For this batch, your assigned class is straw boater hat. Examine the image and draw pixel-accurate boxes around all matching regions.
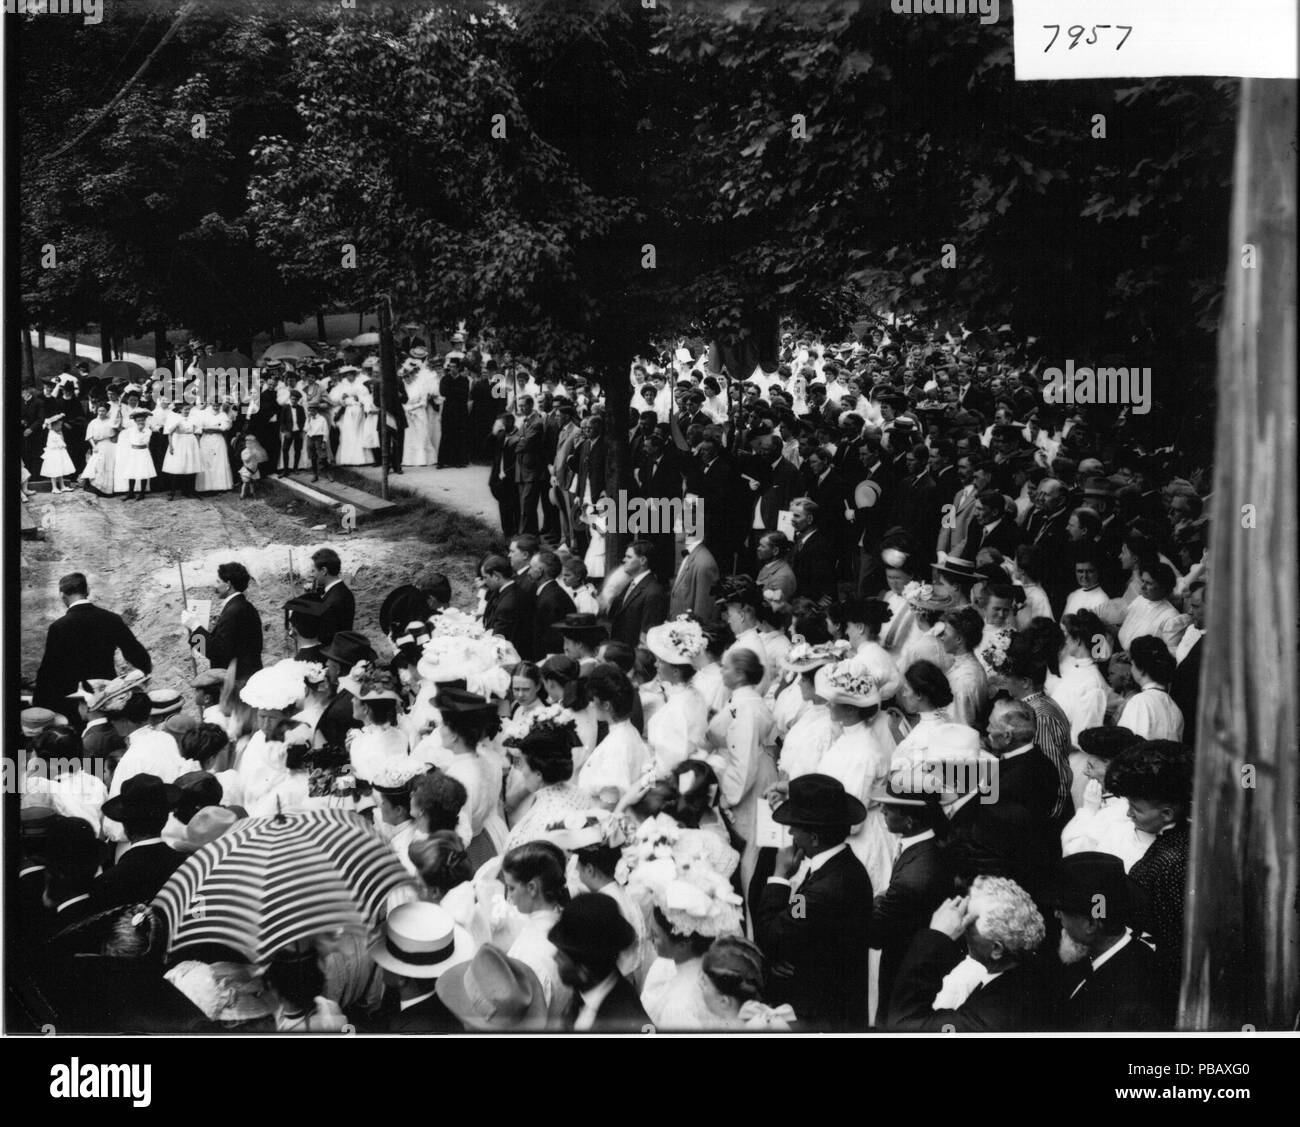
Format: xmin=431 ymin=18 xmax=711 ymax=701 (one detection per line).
xmin=370 ymin=902 xmax=476 ymax=980
xmin=553 ymin=612 xmax=608 ymax=643
xmin=931 ymin=556 xmax=979 ymax=585
xmin=86 ymin=669 xmax=150 ymax=714
xmin=68 ymin=678 xmax=113 ymax=711
xmin=148 ymin=689 xmax=184 ymax=720
xmin=20 ymin=707 xmax=68 ymax=737
xmin=645 ymin=618 xmax=708 ymax=666
xmin=903 ymin=581 xmax=956 ymax=614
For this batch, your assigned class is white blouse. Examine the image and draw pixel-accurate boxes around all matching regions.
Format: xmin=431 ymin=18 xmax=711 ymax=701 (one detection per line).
xmin=577 ymin=719 xmax=650 ymax=805
xmin=1117 ymin=685 xmax=1184 ymax=742
xmin=646 ymin=682 xmax=708 ymax=772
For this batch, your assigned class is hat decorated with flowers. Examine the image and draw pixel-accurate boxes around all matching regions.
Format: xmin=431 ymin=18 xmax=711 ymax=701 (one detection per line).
xmin=781 ymin=638 xmax=853 ymax=674
xmin=543 ymin=810 xmax=631 ymax=853
xmin=368 ymin=756 xmax=430 ymax=796
xmin=340 ymin=662 xmax=403 ymax=703
xmin=902 ymin=580 xmax=956 ymax=614
xmin=625 ymin=849 xmax=744 ymax=940
xmin=813 ymin=657 xmax=881 ymax=709
xmin=977 ymin=628 xmax=1015 ymax=675
xmin=645 ymin=616 xmax=707 ymax=665
xmin=239 ymin=659 xmax=316 ymax=712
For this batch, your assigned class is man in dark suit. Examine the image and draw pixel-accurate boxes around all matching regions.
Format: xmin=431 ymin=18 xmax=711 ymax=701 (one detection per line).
xmin=508 ymin=534 xmax=540 ymax=598
xmin=531 ymin=550 xmax=576 ymax=658
xmin=986 ymin=699 xmax=1060 ymax=830
xmin=550 ymin=894 xmax=649 ymax=1031
xmin=317 ymin=631 xmax=375 ymax=748
xmin=513 ymin=396 xmax=546 ymax=535
xmin=33 ymin=815 xmax=102 ymax=949
xmin=20 ymin=383 xmax=46 ymax=473
xmin=311 ymin=547 xmax=354 ymax=645
xmin=188 ymin=561 xmax=263 ymax=681
xmin=1170 ymin=582 xmax=1204 ymax=747
xmin=568 ymin=415 xmax=607 ymax=512
xmin=34 ymin=572 xmax=152 ymax=717
xmin=538 ymin=393 xmax=564 ymax=539
xmin=755 ymin=775 xmax=873 ymax=1031
xmin=634 ymin=434 xmax=684 ymax=582
xmin=1023 ymin=478 xmax=1074 ymax=613
xmin=872 ymin=784 xmax=954 ymax=1025
xmin=481 ymin=554 xmax=536 ymax=660
xmin=1049 ymin=853 xmax=1163 ymax=1031
xmin=788 ymin=498 xmax=838 ymax=603
xmin=885 ymin=874 xmax=1052 ymax=1031
xmin=895 ymin=443 xmax=943 ymax=558
xmin=960 ymin=489 xmax=1021 ymax=561
xmin=606 ymin=539 xmax=668 ymax=647
xmin=489 ymin=413 xmax=521 ymax=537
xmin=276 ymin=391 xmax=307 ymax=475
xmin=86 ymin=775 xmax=186 ymax=914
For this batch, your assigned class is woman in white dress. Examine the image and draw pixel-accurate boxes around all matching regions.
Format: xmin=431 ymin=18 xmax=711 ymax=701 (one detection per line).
xmin=644 ymin=622 xmax=709 ymax=773
xmin=813 ymin=659 xmax=895 ymax=894
xmin=704 ymin=648 xmax=777 ymax=905
xmin=1060 ymin=726 xmax=1155 ymax=872
xmin=400 ymin=363 xmax=435 ymax=466
xmin=879 ymin=546 xmax=922 ymax=658
xmin=434 ymin=690 xmax=509 ymax=872
xmin=162 ymin=402 xmax=204 ymax=499
xmin=502 ymin=721 xmax=591 ymax=853
xmin=845 ymin=599 xmax=903 ymax=702
xmin=539 ymin=657 xmax=598 ymax=768
xmin=935 ymin=607 xmax=989 ymax=729
xmin=329 ymin=369 xmax=371 ymax=466
xmin=578 ymin=666 xmax=650 ymax=808
xmin=116 ymin=409 xmax=157 ymax=499
xmin=1050 ymin=609 xmax=1110 ymax=744
xmin=80 ymin=404 xmax=118 ymax=494
xmin=195 ymin=401 xmax=234 ymax=492
xmin=773 ymin=643 xmax=845 ymax=786
xmin=891 ymin=659 xmax=957 ymax=767
xmin=497 ymin=840 xmax=573 ymax=1024
xmin=899 ymin=587 xmax=954 ymax=675
xmin=40 ymin=416 xmax=76 ymax=492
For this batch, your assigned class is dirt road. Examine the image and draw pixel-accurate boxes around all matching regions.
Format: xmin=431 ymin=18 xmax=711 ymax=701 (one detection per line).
xmin=19 ymin=488 xmax=484 ymax=692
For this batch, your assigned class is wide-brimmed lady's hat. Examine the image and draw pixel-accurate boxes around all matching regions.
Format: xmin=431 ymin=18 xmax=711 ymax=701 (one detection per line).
xmin=435 ymin=685 xmax=497 ymax=717
xmin=902 ymin=581 xmax=956 ymax=614
xmin=772 ymin=773 xmax=867 ymax=828
xmin=369 ymin=902 xmax=476 ymax=980
xmin=436 ymin=944 xmax=548 ymax=1031
xmin=645 ymin=619 xmax=707 ymax=666
xmin=172 ymin=805 xmax=242 ymax=853
xmin=339 ymin=662 xmax=402 ymax=703
xmin=813 ymin=659 xmax=881 ymax=709
xmin=782 ymin=639 xmax=853 ymax=675
xmin=379 ymin=585 xmax=432 ymax=638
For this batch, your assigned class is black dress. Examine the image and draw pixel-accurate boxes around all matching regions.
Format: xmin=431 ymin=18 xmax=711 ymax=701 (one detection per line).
xmin=437 ymin=372 xmax=470 ymax=467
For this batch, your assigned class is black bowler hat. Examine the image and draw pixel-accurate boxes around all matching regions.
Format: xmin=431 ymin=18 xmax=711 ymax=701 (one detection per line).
xmin=548 ymin=893 xmax=635 ymax=967
xmin=379 ymin=585 xmax=432 ymax=637
xmin=772 ymin=773 xmax=867 ymax=828
xmin=102 ymin=774 xmax=181 ymax=824
xmin=319 ymin=630 xmax=376 ymax=667
xmin=553 ymin=613 xmax=607 ymax=640
xmin=1045 ymin=852 xmax=1134 ymax=922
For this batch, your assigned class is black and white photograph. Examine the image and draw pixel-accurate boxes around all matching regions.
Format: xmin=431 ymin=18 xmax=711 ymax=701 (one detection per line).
xmin=4 ymin=0 xmax=1296 ymax=1069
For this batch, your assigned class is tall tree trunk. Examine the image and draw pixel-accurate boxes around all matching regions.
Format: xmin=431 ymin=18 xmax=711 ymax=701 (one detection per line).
xmin=21 ymin=322 xmax=36 ymax=382
xmin=101 ymin=325 xmax=112 ymax=363
xmin=316 ymin=310 xmax=327 ymax=342
xmin=1181 ymin=78 xmax=1297 ymax=1031
xmin=154 ymin=323 xmax=169 ymax=370
xmin=68 ymin=328 xmax=77 ymax=364
xmin=37 ymin=328 xmax=45 ymax=350
xmin=594 ymin=330 xmax=633 ymax=575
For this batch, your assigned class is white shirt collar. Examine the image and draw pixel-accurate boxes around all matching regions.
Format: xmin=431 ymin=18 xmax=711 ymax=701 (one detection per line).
xmin=66 ymin=597 xmax=92 ymax=608
xmin=806 ymin=842 xmax=847 ymax=873
xmin=83 ymin=717 xmax=107 ymax=731
xmin=1000 ymin=743 xmax=1034 ymax=761
xmin=123 ymin=836 xmax=165 ymax=855
xmin=323 ymin=577 xmax=343 ymax=593
xmin=576 ymin=972 xmax=621 ymax=1029
xmin=628 ymin=569 xmax=649 ymax=589
xmin=1090 ymin=928 xmax=1133 ymax=973
xmin=399 ymin=988 xmax=439 ymax=1011
xmin=56 ymin=893 xmax=91 ymax=914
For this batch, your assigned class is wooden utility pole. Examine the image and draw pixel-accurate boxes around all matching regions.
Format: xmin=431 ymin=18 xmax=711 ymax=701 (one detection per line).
xmin=1181 ymin=78 xmax=1298 ymax=1031
xmin=100 ymin=325 xmax=111 ymax=363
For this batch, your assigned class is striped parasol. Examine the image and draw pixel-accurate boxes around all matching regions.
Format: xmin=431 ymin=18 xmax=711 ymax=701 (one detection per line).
xmin=153 ymin=809 xmax=411 ymax=964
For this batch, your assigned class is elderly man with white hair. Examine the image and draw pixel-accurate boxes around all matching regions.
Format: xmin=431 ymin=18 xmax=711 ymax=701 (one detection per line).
xmin=885 ymin=875 xmax=1052 ymax=1031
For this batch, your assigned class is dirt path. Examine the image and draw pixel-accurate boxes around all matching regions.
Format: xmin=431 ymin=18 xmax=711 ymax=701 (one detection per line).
xmin=19 ymin=487 xmax=484 ymax=692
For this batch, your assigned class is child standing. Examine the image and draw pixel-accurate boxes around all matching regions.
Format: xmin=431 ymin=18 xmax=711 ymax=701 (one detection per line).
xmin=239 ymin=433 xmax=269 ymax=499
xmin=162 ymin=401 xmax=203 ymax=500
xmin=40 ymin=414 xmax=76 ymax=493
xmin=305 ymin=399 xmax=332 ymax=482
xmin=118 ymin=408 xmax=157 ymax=500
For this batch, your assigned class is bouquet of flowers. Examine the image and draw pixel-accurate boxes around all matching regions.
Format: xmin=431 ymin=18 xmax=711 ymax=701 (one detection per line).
xmin=786 ymin=638 xmax=852 ymax=666
xmin=822 ymin=657 xmax=879 ymax=701
xmin=977 ymin=628 xmax=1014 ymax=675
xmin=664 ymin=615 xmax=707 ymax=659
xmin=499 ymin=703 xmax=567 ymax=745
xmin=901 ymin=580 xmax=936 ymax=611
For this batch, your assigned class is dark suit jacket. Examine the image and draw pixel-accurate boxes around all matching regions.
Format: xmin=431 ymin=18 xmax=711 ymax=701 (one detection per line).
xmin=86 ymin=842 xmax=185 ymax=914
xmin=607 ymin=573 xmax=668 ymax=648
xmin=1170 ymin=635 xmax=1202 ymax=747
xmin=277 ymin=403 xmax=306 ymax=433
xmin=514 ymin=413 xmax=546 ymax=482
xmin=757 ymin=456 xmax=802 ymax=529
xmin=485 ymin=582 xmax=536 ymax=659
xmin=886 ymin=930 xmax=1051 ymax=1031
xmin=896 ymin=470 xmax=942 ymax=553
xmin=944 ymin=795 xmax=1054 ymax=902
xmin=871 ymin=836 xmax=953 ymax=1023
xmin=996 ymin=747 xmax=1061 ymax=828
xmin=669 ymin=543 xmax=720 ymax=624
xmin=570 ymin=436 xmax=607 ymax=502
xmin=317 ymin=690 xmax=361 ymax=749
xmin=389 ymin=991 xmax=464 ymax=1033
xmin=790 ymin=528 xmax=838 ymax=602
xmin=960 ymin=516 xmax=1020 ymax=562
xmin=534 ymin=579 xmax=576 ymax=658
xmin=754 ymin=847 xmax=872 ymax=1031
xmin=34 ymin=602 xmax=153 ymax=711
xmin=203 ymin=593 xmax=263 ymax=680
xmin=1062 ymin=934 xmax=1163 ymax=1031
xmin=564 ymin=975 xmax=651 ymax=1032
xmin=318 ymin=582 xmax=355 ymax=645
xmin=490 ymin=429 xmax=517 ymax=495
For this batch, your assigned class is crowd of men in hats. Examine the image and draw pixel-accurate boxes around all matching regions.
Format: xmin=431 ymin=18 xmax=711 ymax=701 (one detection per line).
xmin=13 ymin=320 xmax=1212 ymax=1033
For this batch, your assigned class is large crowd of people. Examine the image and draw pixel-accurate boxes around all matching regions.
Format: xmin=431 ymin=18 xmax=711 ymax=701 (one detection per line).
xmin=15 ymin=323 xmax=1212 ymax=1032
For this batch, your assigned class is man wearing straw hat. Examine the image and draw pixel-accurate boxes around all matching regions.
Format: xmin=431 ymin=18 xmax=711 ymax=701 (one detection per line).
xmin=372 ymin=903 xmax=477 ymax=1032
